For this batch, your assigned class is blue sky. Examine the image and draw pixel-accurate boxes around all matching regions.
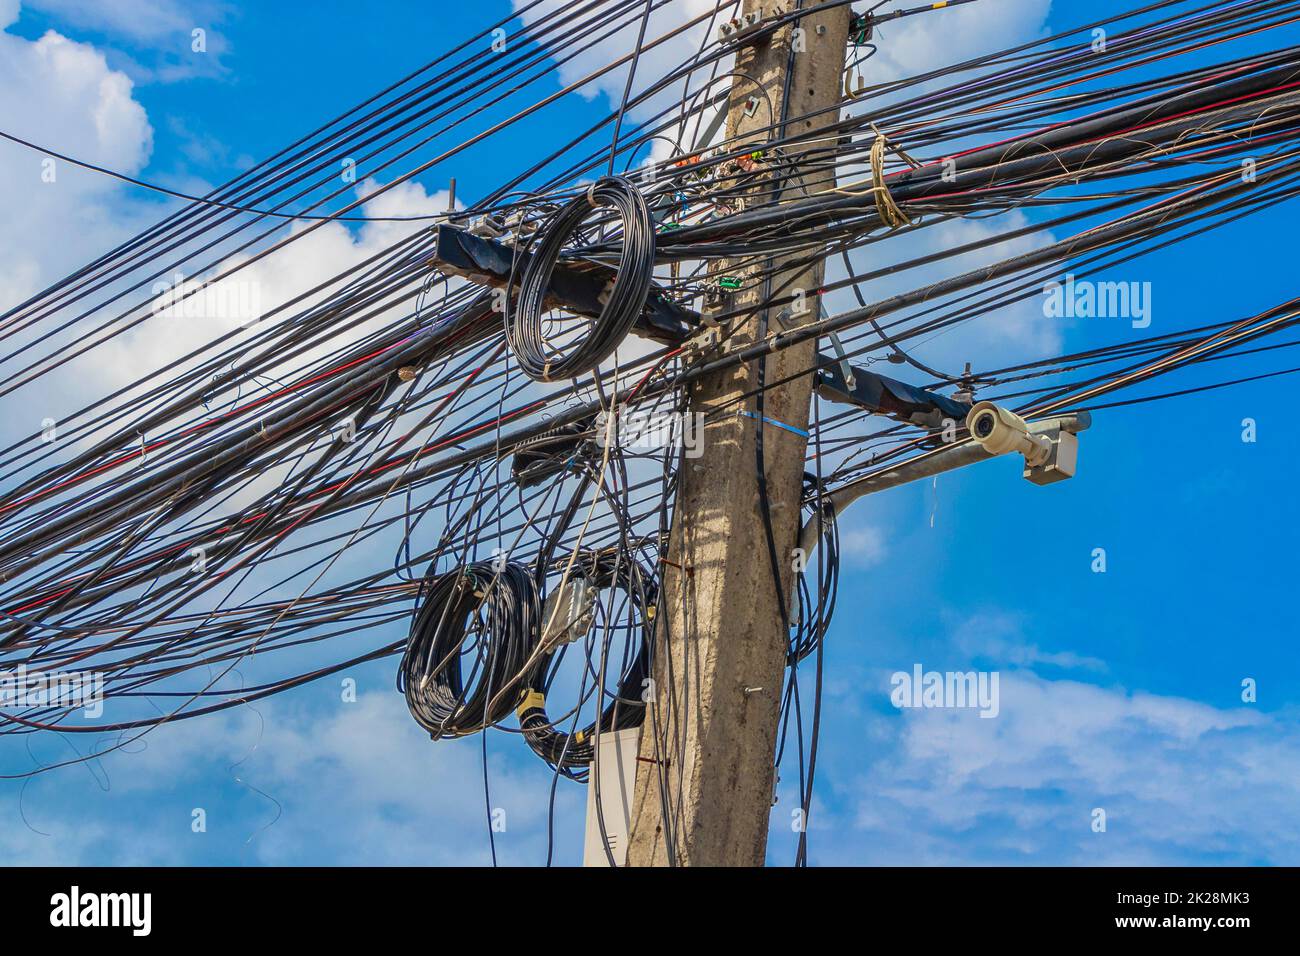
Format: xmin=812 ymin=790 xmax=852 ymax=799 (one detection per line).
xmin=0 ymin=0 xmax=1296 ymax=866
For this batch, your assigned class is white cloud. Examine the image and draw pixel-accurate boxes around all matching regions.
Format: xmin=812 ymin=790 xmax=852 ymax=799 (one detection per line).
xmin=952 ymin=609 xmax=1107 ymax=672
xmin=24 ymin=0 xmax=218 ymax=42
xmin=839 ymin=520 xmax=887 ymax=568
xmin=769 ymin=605 xmax=1298 ymax=866
xmin=513 ymin=0 xmax=732 ymax=123
xmin=819 ymin=671 xmax=1300 ymax=865
xmin=0 ymin=23 xmax=154 ymax=310
xmin=857 ymin=0 xmax=1053 ymax=88
xmin=8 ymin=688 xmax=585 ymax=865
xmin=830 ymin=0 xmax=1060 ymax=375
xmin=20 ymin=0 xmax=234 ymax=81
xmin=825 ymin=208 xmax=1063 ymax=382
xmin=246 ymin=692 xmax=580 ymax=865
xmin=90 ymin=176 xmax=451 ymax=396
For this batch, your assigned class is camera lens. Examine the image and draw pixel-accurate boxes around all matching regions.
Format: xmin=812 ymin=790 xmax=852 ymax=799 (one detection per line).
xmin=974 ymin=412 xmax=996 ymax=438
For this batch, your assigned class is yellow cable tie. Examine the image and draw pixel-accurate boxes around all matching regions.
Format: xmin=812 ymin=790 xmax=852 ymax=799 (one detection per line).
xmin=516 ymin=689 xmax=545 ymax=720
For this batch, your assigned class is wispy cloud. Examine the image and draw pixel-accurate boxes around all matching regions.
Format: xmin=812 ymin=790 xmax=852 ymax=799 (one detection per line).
xmin=804 ymin=670 xmax=1296 ymax=865
xmin=4 ymin=686 xmax=585 ymax=865
xmin=19 ymin=0 xmax=235 ymax=81
xmin=952 ymin=609 xmax=1108 ymax=673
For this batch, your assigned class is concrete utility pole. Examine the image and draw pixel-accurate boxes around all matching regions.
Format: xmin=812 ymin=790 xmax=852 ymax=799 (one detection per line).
xmin=626 ymin=0 xmax=852 ymax=867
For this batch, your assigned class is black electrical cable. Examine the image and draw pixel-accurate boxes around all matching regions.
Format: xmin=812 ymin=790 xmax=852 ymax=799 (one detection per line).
xmin=398 ymin=560 xmax=542 ymax=738
xmin=518 ymin=550 xmax=653 ymax=772
xmin=508 ymin=176 xmax=656 ymax=381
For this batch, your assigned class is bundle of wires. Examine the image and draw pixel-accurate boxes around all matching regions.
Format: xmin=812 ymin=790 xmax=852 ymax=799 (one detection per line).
xmin=518 ymin=549 xmax=654 ymax=775
xmin=508 ymin=175 xmax=656 ymax=381
xmin=398 ymin=560 xmax=541 ymax=739
xmin=7 ymin=1 xmax=1300 ymax=809
xmin=789 ymin=475 xmax=839 ymax=665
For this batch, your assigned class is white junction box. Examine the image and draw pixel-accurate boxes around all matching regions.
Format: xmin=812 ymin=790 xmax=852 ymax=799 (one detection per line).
xmin=582 ymin=727 xmax=641 ymax=867
xmin=1023 ymin=428 xmax=1079 ymax=485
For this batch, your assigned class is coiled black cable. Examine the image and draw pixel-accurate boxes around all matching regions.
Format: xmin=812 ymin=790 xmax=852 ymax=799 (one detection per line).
xmin=507 ymin=176 xmax=655 ymax=382
xmin=398 ymin=560 xmax=542 ymax=739
xmin=518 ymin=550 xmax=654 ymax=774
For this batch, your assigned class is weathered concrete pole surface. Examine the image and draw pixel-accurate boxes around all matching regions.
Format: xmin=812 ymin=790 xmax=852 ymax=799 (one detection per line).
xmin=626 ymin=0 xmax=851 ymax=867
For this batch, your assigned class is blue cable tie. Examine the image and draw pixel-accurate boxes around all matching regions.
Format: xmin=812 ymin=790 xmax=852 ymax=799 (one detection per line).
xmin=737 ymin=409 xmax=810 ymax=438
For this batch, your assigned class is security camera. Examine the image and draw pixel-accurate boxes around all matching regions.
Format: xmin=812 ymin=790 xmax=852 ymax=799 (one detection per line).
xmin=965 ymin=401 xmax=1052 ymax=466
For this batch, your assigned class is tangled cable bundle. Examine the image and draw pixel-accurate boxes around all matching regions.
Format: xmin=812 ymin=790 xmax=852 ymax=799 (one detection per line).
xmin=507 ymin=175 xmax=655 ymax=382
xmin=789 ymin=477 xmax=840 ymax=666
xmin=2 ymin=3 xmax=1298 ymax=858
xmin=399 ymin=560 xmax=542 ymax=739
xmin=517 ymin=550 xmax=655 ymax=775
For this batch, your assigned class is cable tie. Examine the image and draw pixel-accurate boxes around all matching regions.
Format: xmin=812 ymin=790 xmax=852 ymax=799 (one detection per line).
xmin=737 ymin=409 xmax=810 ymax=438
xmin=516 ymin=689 xmax=545 ymax=721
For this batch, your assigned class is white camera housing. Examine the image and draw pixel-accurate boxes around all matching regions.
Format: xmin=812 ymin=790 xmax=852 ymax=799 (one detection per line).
xmin=966 ymin=401 xmax=1052 ymax=465
xmin=794 ymin=408 xmax=1091 ymax=563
